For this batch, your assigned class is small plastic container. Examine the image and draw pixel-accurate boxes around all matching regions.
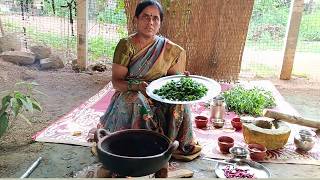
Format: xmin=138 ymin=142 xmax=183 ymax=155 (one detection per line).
xmin=218 ymin=136 xmax=234 ymax=154
xmin=195 ymin=115 xmax=208 ymax=129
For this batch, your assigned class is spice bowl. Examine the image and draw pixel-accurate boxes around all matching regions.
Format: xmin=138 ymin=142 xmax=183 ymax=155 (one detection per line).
xmin=248 ymin=143 xmax=267 ymax=161
xmin=194 ymin=115 xmax=208 ymax=129
xmin=218 ymin=136 xmax=234 ymax=154
xmin=294 ymin=129 xmax=316 ymax=152
xmin=229 ymin=146 xmax=249 ymax=159
xmin=231 ymin=117 xmax=242 ymax=131
xmin=212 ymin=118 xmax=225 ymax=129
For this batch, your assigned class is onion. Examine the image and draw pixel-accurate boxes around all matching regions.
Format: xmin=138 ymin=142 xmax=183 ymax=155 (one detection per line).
xmin=223 ymin=165 xmax=255 ymax=178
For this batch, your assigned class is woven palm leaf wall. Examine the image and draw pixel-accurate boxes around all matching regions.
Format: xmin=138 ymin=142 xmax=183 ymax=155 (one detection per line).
xmin=124 ymin=0 xmax=254 ymax=81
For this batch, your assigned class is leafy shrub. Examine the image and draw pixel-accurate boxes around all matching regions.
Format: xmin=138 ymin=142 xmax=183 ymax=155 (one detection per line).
xmin=0 ymin=82 xmax=43 ymax=138
xmin=222 ymin=86 xmax=276 ymax=116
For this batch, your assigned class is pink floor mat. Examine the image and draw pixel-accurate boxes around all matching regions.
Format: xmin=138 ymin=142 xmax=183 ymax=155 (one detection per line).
xmin=32 ymin=80 xmax=320 ymax=165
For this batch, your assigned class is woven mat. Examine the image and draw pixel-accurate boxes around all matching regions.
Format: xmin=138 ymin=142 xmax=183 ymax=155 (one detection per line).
xmin=32 ymin=80 xmax=320 ymax=165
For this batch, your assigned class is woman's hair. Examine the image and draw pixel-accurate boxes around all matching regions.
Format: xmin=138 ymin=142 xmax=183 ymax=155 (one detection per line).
xmin=135 ymin=0 xmax=164 ymax=22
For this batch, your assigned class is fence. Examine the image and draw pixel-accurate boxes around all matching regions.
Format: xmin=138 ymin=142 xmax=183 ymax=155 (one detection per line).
xmin=0 ymin=0 xmax=319 ymax=80
xmin=0 ymin=0 xmax=128 ymax=64
xmin=241 ymin=0 xmax=320 ymax=80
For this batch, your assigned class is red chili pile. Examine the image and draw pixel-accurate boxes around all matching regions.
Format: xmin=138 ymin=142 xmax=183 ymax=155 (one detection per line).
xmin=223 ymin=165 xmax=255 ymax=178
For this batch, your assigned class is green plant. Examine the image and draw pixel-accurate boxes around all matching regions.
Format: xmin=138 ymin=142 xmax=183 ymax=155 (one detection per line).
xmin=0 ymin=82 xmax=44 ymax=138
xmin=222 ymin=86 xmax=276 ymax=116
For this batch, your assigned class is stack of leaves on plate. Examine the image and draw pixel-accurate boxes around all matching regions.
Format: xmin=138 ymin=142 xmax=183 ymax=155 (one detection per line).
xmin=153 ymin=77 xmax=208 ymax=101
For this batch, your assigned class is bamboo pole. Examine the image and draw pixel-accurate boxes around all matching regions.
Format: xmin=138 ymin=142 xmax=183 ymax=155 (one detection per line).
xmin=280 ymin=0 xmax=304 ymax=80
xmin=76 ymin=0 xmax=88 ymax=70
xmin=263 ymin=109 xmax=320 ymax=129
xmin=0 ymin=17 xmax=4 ymax=36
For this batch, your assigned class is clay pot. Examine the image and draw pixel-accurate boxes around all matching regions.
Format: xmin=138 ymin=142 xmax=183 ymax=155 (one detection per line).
xmin=248 ymin=143 xmax=267 ymax=161
xmin=195 ymin=115 xmax=208 ymax=129
xmin=218 ymin=136 xmax=234 ymax=154
xmin=231 ymin=117 xmax=242 ymax=131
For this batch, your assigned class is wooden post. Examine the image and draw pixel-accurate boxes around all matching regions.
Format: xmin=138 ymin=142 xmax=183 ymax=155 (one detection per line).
xmin=0 ymin=17 xmax=5 ymax=36
xmin=76 ymin=0 xmax=88 ymax=70
xmin=280 ymin=0 xmax=304 ymax=80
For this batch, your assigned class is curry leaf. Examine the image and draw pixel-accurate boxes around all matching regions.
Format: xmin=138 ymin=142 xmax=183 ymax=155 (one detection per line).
xmin=24 ymin=97 xmax=34 ymax=113
xmin=153 ymin=77 xmax=208 ymax=101
xmin=10 ymin=98 xmax=21 ymax=117
xmin=31 ymin=100 xmax=42 ymax=112
xmin=0 ymin=112 xmax=9 ymax=137
xmin=222 ymin=86 xmax=276 ymax=116
xmin=1 ymin=95 xmax=12 ymax=113
xmin=0 ymin=81 xmax=44 ymax=137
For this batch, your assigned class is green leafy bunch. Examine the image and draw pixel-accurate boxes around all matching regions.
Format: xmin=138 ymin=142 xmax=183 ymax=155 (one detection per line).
xmin=222 ymin=86 xmax=276 ymax=116
xmin=153 ymin=77 xmax=208 ymax=101
xmin=0 ymin=82 xmax=44 ymax=138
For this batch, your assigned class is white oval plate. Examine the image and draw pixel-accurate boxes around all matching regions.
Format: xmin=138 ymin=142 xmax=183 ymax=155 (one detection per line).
xmin=146 ymin=75 xmax=221 ymax=104
xmin=215 ymin=159 xmax=271 ymax=178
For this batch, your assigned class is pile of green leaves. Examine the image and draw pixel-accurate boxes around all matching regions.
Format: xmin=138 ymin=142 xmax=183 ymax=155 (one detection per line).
xmin=0 ymin=82 xmax=43 ymax=138
xmin=222 ymin=86 xmax=276 ymax=116
xmin=153 ymin=77 xmax=208 ymax=101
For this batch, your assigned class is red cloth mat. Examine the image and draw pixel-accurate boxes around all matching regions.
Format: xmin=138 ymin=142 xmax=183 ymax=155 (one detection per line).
xmin=32 ymin=80 xmax=320 ymax=165
xmin=192 ymin=81 xmax=320 ymax=165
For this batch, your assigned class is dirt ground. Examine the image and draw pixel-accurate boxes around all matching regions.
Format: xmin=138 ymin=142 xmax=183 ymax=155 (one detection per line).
xmin=0 ymin=60 xmax=319 ymax=178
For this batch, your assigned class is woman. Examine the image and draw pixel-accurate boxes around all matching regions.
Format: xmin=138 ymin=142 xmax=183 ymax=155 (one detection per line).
xmin=99 ymin=0 xmax=201 ymax=161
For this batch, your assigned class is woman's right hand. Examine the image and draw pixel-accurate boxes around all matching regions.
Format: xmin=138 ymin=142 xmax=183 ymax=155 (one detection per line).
xmin=138 ymin=81 xmax=149 ymax=97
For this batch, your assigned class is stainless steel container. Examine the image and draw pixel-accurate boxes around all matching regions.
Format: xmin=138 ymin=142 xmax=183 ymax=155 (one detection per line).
xmin=294 ymin=129 xmax=316 ymax=152
xmin=229 ymin=147 xmax=249 ymax=159
xmin=210 ymin=95 xmax=226 ymax=120
xmin=213 ymin=118 xmax=225 ymax=129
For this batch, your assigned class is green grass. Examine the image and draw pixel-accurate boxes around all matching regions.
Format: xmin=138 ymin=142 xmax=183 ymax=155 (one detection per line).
xmin=241 ymin=63 xmax=278 ymax=77
xmin=88 ymin=36 xmax=117 ymax=61
xmin=296 ymin=41 xmax=320 ymax=53
xmin=246 ymin=40 xmax=320 ymax=53
xmin=3 ymin=21 xmax=119 ymax=61
xmin=27 ymin=29 xmax=77 ymax=50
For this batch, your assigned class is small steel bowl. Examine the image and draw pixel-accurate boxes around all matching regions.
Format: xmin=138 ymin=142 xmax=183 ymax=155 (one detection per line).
xmin=229 ymin=146 xmax=249 ymax=159
xmin=213 ymin=118 xmax=225 ymax=129
xmin=294 ymin=130 xmax=316 ymax=152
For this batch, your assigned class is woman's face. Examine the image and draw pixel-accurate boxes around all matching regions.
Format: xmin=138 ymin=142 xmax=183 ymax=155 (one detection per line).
xmin=135 ymin=5 xmax=161 ymax=38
